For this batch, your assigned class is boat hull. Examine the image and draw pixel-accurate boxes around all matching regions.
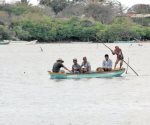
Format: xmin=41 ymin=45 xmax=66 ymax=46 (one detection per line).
xmin=48 ymin=68 xmax=125 ymax=79
xmin=0 ymin=40 xmax=10 ymax=45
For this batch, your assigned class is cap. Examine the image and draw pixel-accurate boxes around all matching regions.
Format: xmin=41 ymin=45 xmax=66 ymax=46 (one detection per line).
xmin=57 ymin=58 xmax=64 ymax=63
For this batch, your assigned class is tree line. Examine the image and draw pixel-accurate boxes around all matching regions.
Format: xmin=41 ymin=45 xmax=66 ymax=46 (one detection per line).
xmin=0 ymin=0 xmax=149 ymax=42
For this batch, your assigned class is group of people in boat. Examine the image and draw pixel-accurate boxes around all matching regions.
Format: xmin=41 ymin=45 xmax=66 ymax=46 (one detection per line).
xmin=52 ymin=46 xmax=124 ymax=73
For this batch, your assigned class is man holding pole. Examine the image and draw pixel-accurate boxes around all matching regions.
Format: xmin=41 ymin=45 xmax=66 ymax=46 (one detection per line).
xmin=101 ymin=42 xmax=138 ymax=76
xmin=111 ymin=46 xmax=124 ymax=69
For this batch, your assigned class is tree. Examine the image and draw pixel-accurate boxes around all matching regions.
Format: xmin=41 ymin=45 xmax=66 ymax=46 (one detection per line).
xmin=128 ymin=4 xmax=150 ymax=14
xmin=21 ymin=0 xmax=29 ymax=5
xmin=39 ymin=0 xmax=69 ymax=15
xmin=85 ymin=3 xmax=115 ymax=24
xmin=106 ymin=1 xmax=127 ymax=16
xmin=57 ymin=4 xmax=85 ymax=18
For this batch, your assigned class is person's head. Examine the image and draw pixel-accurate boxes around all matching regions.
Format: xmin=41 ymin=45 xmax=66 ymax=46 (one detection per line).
xmin=83 ymin=57 xmax=87 ymax=63
xmin=105 ymin=54 xmax=109 ymax=61
xmin=115 ymin=46 xmax=120 ymax=50
xmin=57 ymin=58 xmax=64 ymax=63
xmin=115 ymin=46 xmax=121 ymax=52
xmin=73 ymin=58 xmax=77 ymax=64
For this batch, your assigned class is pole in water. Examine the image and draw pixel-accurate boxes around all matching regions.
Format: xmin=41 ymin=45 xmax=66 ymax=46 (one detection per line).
xmin=126 ymin=57 xmax=129 ymax=74
xmin=40 ymin=46 xmax=43 ymax=52
xmin=123 ymin=60 xmax=139 ymax=76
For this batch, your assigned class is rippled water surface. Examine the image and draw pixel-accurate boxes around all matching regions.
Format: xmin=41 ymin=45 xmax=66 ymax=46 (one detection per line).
xmin=0 ymin=43 xmax=150 ymax=125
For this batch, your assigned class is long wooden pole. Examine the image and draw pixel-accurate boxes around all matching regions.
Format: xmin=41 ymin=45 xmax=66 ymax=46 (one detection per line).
xmin=123 ymin=60 xmax=138 ymax=76
xmin=126 ymin=57 xmax=129 ymax=74
xmin=102 ymin=43 xmax=139 ymax=76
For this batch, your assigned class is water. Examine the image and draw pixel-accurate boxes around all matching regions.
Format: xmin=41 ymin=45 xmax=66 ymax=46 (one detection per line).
xmin=0 ymin=43 xmax=150 ymax=125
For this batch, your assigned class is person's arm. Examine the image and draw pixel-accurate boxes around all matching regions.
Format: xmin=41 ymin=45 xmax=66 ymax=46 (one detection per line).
xmin=64 ymin=66 xmax=72 ymax=73
xmin=111 ymin=49 xmax=115 ymax=55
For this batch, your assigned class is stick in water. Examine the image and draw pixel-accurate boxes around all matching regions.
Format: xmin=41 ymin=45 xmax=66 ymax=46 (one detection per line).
xmin=126 ymin=57 xmax=129 ymax=74
xmin=40 ymin=46 xmax=43 ymax=52
xmin=123 ymin=60 xmax=139 ymax=76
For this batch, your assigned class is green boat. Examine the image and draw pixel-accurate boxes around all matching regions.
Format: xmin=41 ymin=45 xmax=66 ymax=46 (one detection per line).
xmin=48 ymin=68 xmax=125 ymax=79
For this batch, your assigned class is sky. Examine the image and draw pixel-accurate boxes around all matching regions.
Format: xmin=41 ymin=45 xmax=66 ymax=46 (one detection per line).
xmin=5 ymin=0 xmax=150 ymax=7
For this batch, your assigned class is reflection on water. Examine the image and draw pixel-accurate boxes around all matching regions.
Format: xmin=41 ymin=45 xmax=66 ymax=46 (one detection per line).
xmin=0 ymin=43 xmax=150 ymax=125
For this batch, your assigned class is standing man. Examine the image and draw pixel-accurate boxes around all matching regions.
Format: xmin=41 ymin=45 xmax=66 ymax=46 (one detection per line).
xmin=102 ymin=54 xmax=112 ymax=71
xmin=52 ymin=58 xmax=71 ymax=73
xmin=111 ymin=46 xmax=124 ymax=69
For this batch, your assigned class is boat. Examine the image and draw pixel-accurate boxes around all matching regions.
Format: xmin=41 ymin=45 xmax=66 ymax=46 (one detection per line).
xmin=48 ymin=68 xmax=125 ymax=79
xmin=10 ymin=40 xmax=37 ymax=45
xmin=0 ymin=40 xmax=10 ymax=45
xmin=114 ymin=40 xmax=136 ymax=43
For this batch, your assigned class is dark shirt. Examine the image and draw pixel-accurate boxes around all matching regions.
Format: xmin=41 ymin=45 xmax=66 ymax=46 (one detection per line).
xmin=52 ymin=62 xmax=64 ymax=73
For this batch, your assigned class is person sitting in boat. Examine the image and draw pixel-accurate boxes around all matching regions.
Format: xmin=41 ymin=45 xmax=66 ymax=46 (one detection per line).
xmin=102 ymin=54 xmax=112 ymax=71
xmin=111 ymin=46 xmax=124 ymax=69
xmin=81 ymin=57 xmax=91 ymax=73
xmin=52 ymin=58 xmax=71 ymax=73
xmin=72 ymin=58 xmax=81 ymax=73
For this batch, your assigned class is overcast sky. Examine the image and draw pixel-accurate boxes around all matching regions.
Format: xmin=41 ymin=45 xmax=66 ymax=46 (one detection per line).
xmin=5 ymin=0 xmax=150 ymax=7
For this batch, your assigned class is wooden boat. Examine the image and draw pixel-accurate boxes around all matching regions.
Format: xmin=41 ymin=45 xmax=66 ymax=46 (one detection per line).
xmin=48 ymin=68 xmax=125 ymax=79
xmin=0 ymin=40 xmax=10 ymax=45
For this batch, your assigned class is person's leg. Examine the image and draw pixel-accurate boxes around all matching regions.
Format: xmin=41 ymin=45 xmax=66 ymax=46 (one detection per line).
xmin=114 ymin=59 xmax=119 ymax=69
xmin=120 ymin=60 xmax=123 ymax=69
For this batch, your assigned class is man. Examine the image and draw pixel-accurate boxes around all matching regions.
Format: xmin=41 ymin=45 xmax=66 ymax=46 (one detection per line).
xmin=72 ymin=58 xmax=81 ymax=73
xmin=102 ymin=54 xmax=112 ymax=71
xmin=52 ymin=58 xmax=71 ymax=73
xmin=81 ymin=57 xmax=91 ymax=73
xmin=111 ymin=46 xmax=124 ymax=69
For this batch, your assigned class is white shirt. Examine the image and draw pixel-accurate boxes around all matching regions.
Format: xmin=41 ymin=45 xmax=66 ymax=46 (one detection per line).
xmin=102 ymin=59 xmax=112 ymax=68
xmin=81 ymin=61 xmax=91 ymax=71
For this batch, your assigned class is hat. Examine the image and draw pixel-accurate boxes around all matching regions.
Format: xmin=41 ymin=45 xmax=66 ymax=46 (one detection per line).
xmin=57 ymin=58 xmax=64 ymax=63
xmin=73 ymin=58 xmax=77 ymax=61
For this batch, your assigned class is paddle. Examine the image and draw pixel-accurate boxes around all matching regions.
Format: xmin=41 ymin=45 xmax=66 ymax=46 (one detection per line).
xmin=102 ymin=42 xmax=139 ymax=76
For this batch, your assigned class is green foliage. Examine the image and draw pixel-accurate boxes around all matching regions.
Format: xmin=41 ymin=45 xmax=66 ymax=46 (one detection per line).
xmin=39 ymin=0 xmax=69 ymax=15
xmin=96 ymin=17 xmax=149 ymax=42
xmin=0 ymin=4 xmax=48 ymax=16
xmin=0 ymin=25 xmax=11 ymax=40
xmin=0 ymin=4 xmax=150 ymax=42
xmin=133 ymin=18 xmax=150 ymax=26
xmin=143 ymin=27 xmax=150 ymax=40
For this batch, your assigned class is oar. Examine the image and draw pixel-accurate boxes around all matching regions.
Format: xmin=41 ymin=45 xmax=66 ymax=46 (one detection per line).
xmin=102 ymin=43 xmax=139 ymax=76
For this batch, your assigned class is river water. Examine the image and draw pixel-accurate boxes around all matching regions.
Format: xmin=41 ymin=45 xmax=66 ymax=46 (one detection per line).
xmin=0 ymin=43 xmax=150 ymax=125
